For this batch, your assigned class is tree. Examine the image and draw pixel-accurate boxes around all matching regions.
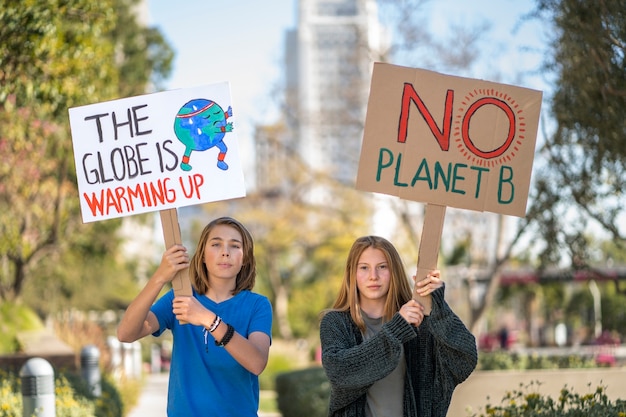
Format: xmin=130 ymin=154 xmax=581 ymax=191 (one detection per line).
xmin=0 ymin=0 xmax=173 ymax=310
xmin=531 ymin=0 xmax=626 ymax=266
xmin=472 ymin=0 xmax=626 ymax=337
xmin=441 ymin=0 xmax=626 ymax=335
xmin=377 ymin=0 xmax=489 ymax=76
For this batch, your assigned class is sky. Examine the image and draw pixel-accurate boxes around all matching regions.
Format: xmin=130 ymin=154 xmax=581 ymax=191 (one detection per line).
xmin=148 ymin=1 xmax=296 ymax=173
xmin=143 ymin=1 xmax=593 ymax=262
xmin=147 ymin=0 xmax=549 ymax=178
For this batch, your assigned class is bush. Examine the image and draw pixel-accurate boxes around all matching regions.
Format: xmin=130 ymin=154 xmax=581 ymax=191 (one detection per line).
xmin=0 ymin=303 xmax=44 ymax=354
xmin=0 ymin=374 xmax=21 ymax=417
xmin=0 ymin=369 xmax=126 ymax=417
xmin=478 ymin=351 xmax=597 ymax=371
xmin=276 ymin=367 xmax=329 ymax=417
xmin=259 ymin=351 xmax=295 ymax=390
xmin=470 ymin=381 xmax=626 ymax=417
xmin=61 ymin=372 xmax=125 ymax=417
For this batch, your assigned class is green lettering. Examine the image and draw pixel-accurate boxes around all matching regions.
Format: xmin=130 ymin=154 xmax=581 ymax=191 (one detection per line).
xmin=410 ymin=158 xmax=432 ymax=189
xmin=376 ymin=148 xmax=394 ymax=181
xmin=498 ymin=166 xmax=514 ymax=203
xmin=470 ymin=166 xmax=489 ymax=198
xmin=433 ymin=161 xmax=452 ymax=191
xmin=394 ymin=152 xmax=408 ymax=187
xmin=451 ymin=164 xmax=467 ymax=194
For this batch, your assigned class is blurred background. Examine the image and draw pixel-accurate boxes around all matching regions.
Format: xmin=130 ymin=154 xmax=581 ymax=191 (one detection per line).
xmin=1 ymin=0 xmax=625 ymax=416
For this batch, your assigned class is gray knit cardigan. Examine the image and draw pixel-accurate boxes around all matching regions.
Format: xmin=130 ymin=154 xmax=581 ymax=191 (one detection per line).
xmin=320 ymin=287 xmax=477 ymax=417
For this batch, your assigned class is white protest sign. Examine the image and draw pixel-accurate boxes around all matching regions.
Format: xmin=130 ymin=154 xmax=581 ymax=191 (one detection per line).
xmin=68 ymin=82 xmax=245 ymax=223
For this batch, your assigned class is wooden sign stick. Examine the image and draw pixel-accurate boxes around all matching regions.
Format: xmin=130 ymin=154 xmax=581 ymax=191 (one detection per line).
xmin=413 ymin=203 xmax=446 ymax=315
xmin=160 ymin=208 xmax=193 ymax=309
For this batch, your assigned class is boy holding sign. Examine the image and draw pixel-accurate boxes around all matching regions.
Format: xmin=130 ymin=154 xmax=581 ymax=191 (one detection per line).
xmin=117 ymin=217 xmax=272 ymax=416
xmin=70 ymin=83 xmax=263 ymax=414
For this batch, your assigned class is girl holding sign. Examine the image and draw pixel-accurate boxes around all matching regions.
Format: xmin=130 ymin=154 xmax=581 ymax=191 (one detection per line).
xmin=319 ymin=236 xmax=476 ymax=417
xmin=117 ymin=217 xmax=272 ymax=416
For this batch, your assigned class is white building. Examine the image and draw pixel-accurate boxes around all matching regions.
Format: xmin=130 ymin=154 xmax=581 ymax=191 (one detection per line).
xmin=254 ymin=0 xmax=504 ymax=264
xmin=275 ymin=0 xmax=385 ymax=189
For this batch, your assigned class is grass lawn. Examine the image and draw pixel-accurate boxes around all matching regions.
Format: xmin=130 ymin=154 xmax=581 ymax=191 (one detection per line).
xmin=260 ymin=390 xmax=279 ymax=413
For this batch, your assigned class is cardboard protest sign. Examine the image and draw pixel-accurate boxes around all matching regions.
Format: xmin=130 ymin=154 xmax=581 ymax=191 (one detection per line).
xmin=357 ymin=63 xmax=542 ymax=218
xmin=357 ymin=63 xmax=542 ymax=312
xmin=68 ymin=82 xmax=246 ymax=223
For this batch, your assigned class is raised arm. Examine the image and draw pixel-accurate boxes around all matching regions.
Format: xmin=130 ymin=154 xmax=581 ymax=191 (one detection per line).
xmin=117 ymin=244 xmax=189 ymax=343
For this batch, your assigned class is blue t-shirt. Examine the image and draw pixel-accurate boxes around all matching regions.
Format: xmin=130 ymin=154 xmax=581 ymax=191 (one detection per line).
xmin=151 ymin=289 xmax=273 ymax=417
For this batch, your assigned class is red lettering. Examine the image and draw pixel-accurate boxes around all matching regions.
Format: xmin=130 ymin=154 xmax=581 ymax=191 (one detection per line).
xmin=179 ymin=174 xmax=204 ymax=200
xmin=82 ymin=178 xmax=177 ymax=217
xmin=397 ymin=85 xmax=520 ymax=164
xmin=398 ymin=83 xmax=454 ymax=151
xmin=461 ymin=97 xmax=515 ymax=159
xmin=128 ymin=183 xmax=148 ymax=207
xmin=105 ymin=188 xmax=122 ymax=214
xmin=83 ymin=189 xmax=106 ymax=216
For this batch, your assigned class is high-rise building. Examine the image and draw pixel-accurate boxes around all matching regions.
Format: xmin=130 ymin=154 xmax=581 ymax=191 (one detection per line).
xmin=257 ymin=0 xmax=385 ymax=194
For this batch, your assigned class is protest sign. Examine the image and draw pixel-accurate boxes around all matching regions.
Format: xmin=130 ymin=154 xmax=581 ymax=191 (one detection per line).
xmin=69 ymin=82 xmax=246 ymax=223
xmin=357 ymin=63 xmax=542 ymax=311
xmin=69 ymin=83 xmax=246 ymax=299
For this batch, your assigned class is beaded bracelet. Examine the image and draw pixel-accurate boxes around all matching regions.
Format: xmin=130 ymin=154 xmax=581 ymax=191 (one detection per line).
xmin=208 ymin=315 xmax=221 ymax=333
xmin=215 ymin=323 xmax=235 ymax=347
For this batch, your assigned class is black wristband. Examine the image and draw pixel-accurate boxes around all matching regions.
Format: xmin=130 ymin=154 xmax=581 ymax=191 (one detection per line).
xmin=215 ymin=323 xmax=235 ymax=347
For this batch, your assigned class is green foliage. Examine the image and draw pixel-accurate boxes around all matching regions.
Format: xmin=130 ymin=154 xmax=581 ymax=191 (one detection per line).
xmin=445 ymin=233 xmax=472 ymax=266
xmin=0 ymin=369 xmax=128 ymax=417
xmin=494 ymin=279 xmax=626 ymax=348
xmin=528 ymin=0 xmax=626 ymax=267
xmin=478 ymin=351 xmax=597 ymax=371
xmin=0 ymin=392 xmax=20 ymax=416
xmin=288 ymin=278 xmax=340 ymax=339
xmin=259 ymin=391 xmax=279 ymax=414
xmin=61 ymin=372 xmax=125 ymax=417
xmin=479 ymin=351 xmax=522 ymax=371
xmin=275 ymin=367 xmax=330 ymax=417
xmin=53 ymin=374 xmax=96 ymax=416
xmin=0 ymin=302 xmax=44 ymax=354
xmin=259 ymin=351 xmax=296 ymax=391
xmin=0 ymin=370 xmax=21 ymax=417
xmin=23 ymin=228 xmax=142 ymax=315
xmin=0 ymin=0 xmax=173 ymax=310
xmin=470 ymin=381 xmax=626 ymax=417
xmin=599 ymin=284 xmax=626 ymax=336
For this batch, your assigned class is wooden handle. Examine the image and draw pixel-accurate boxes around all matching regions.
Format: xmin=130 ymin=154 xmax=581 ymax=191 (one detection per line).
xmin=160 ymin=208 xmax=192 ymax=324
xmin=413 ymin=203 xmax=446 ymax=315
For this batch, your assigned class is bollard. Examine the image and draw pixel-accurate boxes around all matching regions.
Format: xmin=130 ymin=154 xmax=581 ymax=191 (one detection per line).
xmin=132 ymin=341 xmax=142 ymax=378
xmin=107 ymin=335 xmax=122 ymax=379
xmin=150 ymin=343 xmax=162 ymax=373
xmin=20 ymin=357 xmax=56 ymax=417
xmin=122 ymin=342 xmax=134 ymax=378
xmin=80 ymin=345 xmax=101 ymax=397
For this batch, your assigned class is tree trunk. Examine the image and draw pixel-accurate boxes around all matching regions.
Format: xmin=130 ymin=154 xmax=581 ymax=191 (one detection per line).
xmin=274 ymin=283 xmax=293 ymax=340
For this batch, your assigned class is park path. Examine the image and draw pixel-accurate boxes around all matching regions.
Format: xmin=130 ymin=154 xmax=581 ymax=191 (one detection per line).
xmin=127 ymin=372 xmax=167 ymax=417
xmin=127 ymin=371 xmax=281 ymax=417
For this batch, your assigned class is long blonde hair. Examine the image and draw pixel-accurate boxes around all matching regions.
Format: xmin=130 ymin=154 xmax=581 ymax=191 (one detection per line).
xmin=325 ymin=236 xmax=412 ymax=332
xmin=189 ymin=217 xmax=256 ymax=295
